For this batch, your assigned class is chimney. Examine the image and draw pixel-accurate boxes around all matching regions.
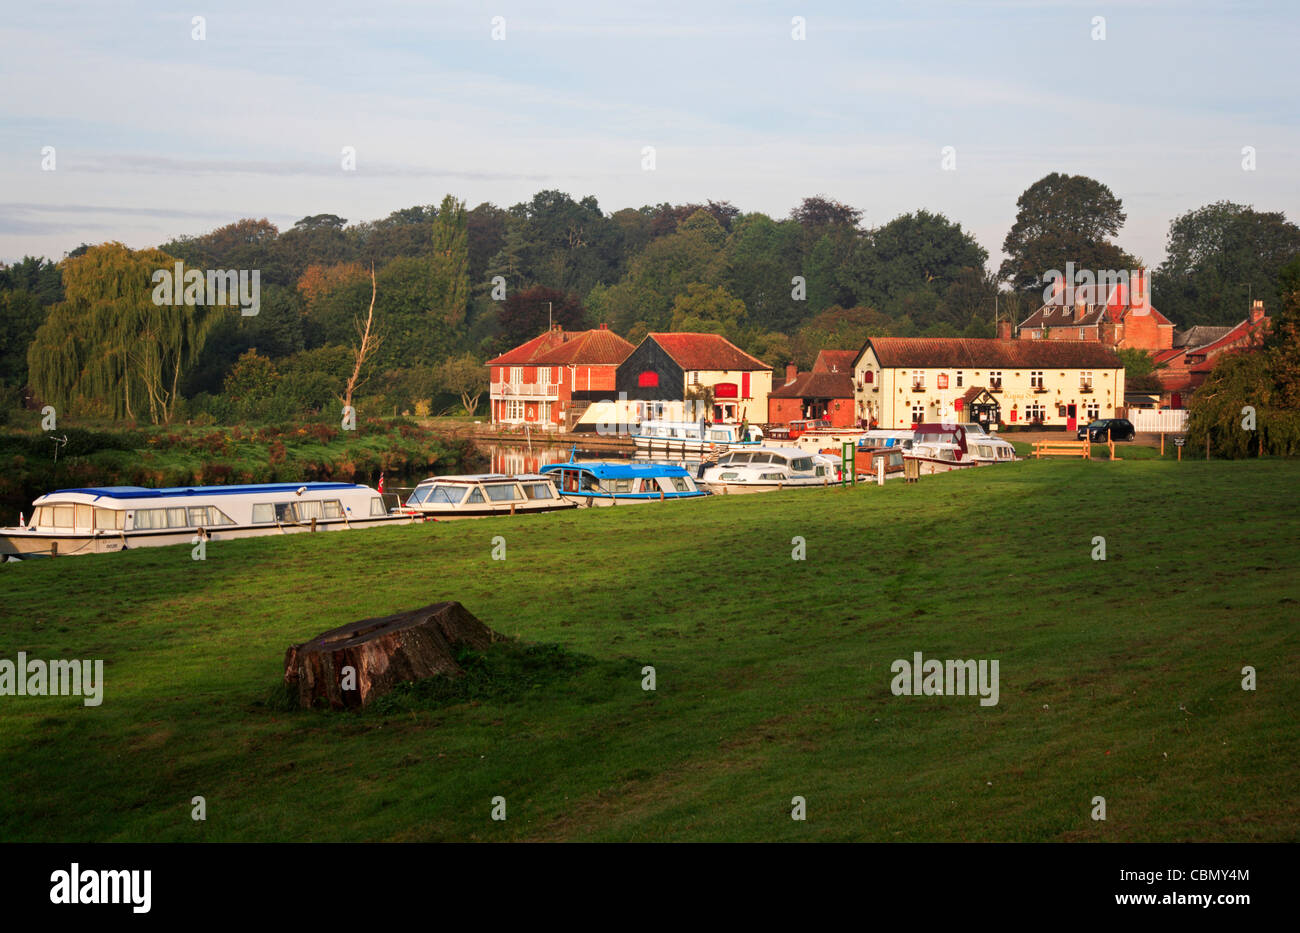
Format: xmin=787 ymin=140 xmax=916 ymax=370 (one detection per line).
xmin=997 ymin=319 xmax=1012 ymax=340
xmin=1251 ymin=299 xmax=1265 ymax=324
xmin=599 ymin=322 xmax=608 ymax=330
xmin=785 ymin=362 xmax=798 ymax=385
xmin=1131 ymin=269 xmax=1148 ymax=309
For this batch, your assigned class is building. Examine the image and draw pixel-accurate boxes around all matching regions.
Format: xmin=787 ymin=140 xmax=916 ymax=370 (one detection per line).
xmin=767 ymin=350 xmax=857 ymax=426
xmin=852 ymin=334 xmax=1126 ymax=430
xmin=587 ymin=332 xmax=771 ymax=427
xmin=487 ymin=324 xmax=634 ymax=429
xmin=1017 ymin=269 xmax=1174 ymax=352
xmin=1153 ymin=301 xmax=1271 ymax=408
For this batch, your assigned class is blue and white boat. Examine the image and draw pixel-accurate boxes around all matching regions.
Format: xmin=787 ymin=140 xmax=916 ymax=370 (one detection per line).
xmin=538 ymin=457 xmax=709 ymax=507
xmin=0 ymin=481 xmax=412 ymax=559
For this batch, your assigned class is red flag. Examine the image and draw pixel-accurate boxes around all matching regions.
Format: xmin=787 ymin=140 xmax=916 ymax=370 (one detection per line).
xmin=377 ymin=472 xmax=385 ymax=493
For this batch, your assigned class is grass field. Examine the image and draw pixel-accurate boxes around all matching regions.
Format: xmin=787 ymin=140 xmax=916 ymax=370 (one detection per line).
xmin=1 ymin=458 xmax=1297 ymax=842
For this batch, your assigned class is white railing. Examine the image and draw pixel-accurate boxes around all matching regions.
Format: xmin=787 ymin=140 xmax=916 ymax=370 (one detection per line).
xmin=1129 ymin=409 xmax=1188 ymax=433
xmin=491 ymin=381 xmax=558 ymax=400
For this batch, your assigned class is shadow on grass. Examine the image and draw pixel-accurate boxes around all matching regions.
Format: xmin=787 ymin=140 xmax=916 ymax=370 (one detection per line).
xmin=259 ymin=640 xmax=643 ymax=716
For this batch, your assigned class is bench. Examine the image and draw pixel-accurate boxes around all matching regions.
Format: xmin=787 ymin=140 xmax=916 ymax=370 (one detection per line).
xmin=1032 ymin=440 xmax=1091 ymax=460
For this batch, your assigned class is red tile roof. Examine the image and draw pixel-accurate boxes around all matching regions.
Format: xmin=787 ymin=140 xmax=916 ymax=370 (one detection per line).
xmin=647 ymin=333 xmax=769 ymax=371
xmin=813 ymin=349 xmax=857 ymax=374
xmin=768 ymin=369 xmax=853 ymax=399
xmin=487 ymin=327 xmax=633 ymax=367
xmin=861 ymin=337 xmax=1122 ymax=369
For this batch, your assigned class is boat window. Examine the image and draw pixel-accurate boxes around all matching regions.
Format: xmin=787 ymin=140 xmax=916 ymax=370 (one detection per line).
xmin=426 ymin=486 xmax=467 ymax=505
xmin=370 ymin=497 xmax=386 ymax=516
xmin=274 ymin=502 xmax=296 ymax=522
xmin=760 ymin=472 xmax=785 ymax=480
xmin=165 ymin=507 xmax=187 ymax=528
xmin=323 ymin=500 xmax=344 ymax=518
xmin=466 ymin=488 xmax=485 ymax=504
xmin=74 ymin=504 xmax=93 ymax=529
xmin=523 ymin=483 xmax=553 ymax=500
xmin=750 ymin=453 xmax=773 ymax=464
xmin=669 ymin=476 xmax=690 ymax=492
xmin=791 ymin=458 xmax=813 ymax=471
xmin=769 ymin=455 xmax=788 ymax=466
xmin=815 ymin=466 xmax=826 ymax=476
xmin=93 ymin=507 xmax=123 ymax=530
xmin=296 ymin=500 xmax=323 ymax=521
xmin=252 ymin=503 xmax=274 ymax=523
xmin=50 ymin=505 xmax=74 ymax=528
xmin=406 ymin=487 xmax=430 ymax=505
xmin=188 ymin=507 xmax=210 ymax=526
xmin=485 ymin=484 xmax=520 ymax=502
xmin=709 ymin=430 xmax=731 ymax=441
xmin=609 ymin=478 xmax=633 ymax=494
xmin=719 ymin=472 xmax=740 ymax=481
xmin=132 ymin=508 xmax=170 ymax=530
xmin=211 ymin=507 xmax=235 ymax=525
xmin=731 ymin=452 xmax=754 ymax=464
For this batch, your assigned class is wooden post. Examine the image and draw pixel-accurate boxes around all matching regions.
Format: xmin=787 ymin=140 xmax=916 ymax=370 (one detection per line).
xmin=50 ymin=540 xmax=57 ymax=558
xmin=310 ymin=517 xmax=317 ymax=533
xmin=1206 ymin=434 xmax=1210 ymax=460
xmin=877 ymin=456 xmax=884 ymax=487
xmin=1160 ymin=433 xmax=1165 ymax=456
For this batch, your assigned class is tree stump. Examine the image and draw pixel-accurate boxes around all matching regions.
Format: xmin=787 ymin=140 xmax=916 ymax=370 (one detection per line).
xmin=283 ymin=601 xmax=500 ymax=709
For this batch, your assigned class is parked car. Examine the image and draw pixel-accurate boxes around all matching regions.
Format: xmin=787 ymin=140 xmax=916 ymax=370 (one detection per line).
xmin=1077 ymin=418 xmax=1136 ymax=442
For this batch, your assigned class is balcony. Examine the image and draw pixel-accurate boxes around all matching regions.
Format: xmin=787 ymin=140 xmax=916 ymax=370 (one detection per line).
xmin=492 ymin=381 xmax=559 ymax=401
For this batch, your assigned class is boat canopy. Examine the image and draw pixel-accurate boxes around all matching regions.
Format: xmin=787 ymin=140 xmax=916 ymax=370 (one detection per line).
xmin=539 ymin=462 xmax=692 ymax=480
xmin=44 ymin=482 xmax=362 ymax=500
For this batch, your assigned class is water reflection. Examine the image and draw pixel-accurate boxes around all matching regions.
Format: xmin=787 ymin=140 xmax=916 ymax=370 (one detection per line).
xmin=476 ymin=443 xmax=630 ymax=475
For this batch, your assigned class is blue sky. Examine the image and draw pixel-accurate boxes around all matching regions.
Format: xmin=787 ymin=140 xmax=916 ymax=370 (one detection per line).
xmin=2 ymin=0 xmax=1297 ymax=270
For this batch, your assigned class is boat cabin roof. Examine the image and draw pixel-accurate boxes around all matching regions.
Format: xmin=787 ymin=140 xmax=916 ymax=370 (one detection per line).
xmin=416 ymin=474 xmax=550 ymax=485
xmin=539 ymin=461 xmax=691 ymax=479
xmin=42 ymin=481 xmax=362 ymax=502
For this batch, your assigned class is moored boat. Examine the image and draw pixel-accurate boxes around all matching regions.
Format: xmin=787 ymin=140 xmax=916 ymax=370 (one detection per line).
xmin=630 ymin=419 xmax=763 ymax=455
xmin=697 ymin=446 xmax=838 ymax=493
xmin=403 ymin=474 xmax=577 ymax=519
xmin=903 ymin=423 xmax=981 ymax=474
xmin=539 ymin=459 xmax=708 ymax=506
xmin=0 ymin=481 xmax=410 ymax=559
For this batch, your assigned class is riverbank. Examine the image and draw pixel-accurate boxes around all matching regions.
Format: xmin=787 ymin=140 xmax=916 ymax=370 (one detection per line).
xmin=2 ymin=459 xmax=1296 ymax=841
xmin=0 ymin=421 xmax=481 ymax=519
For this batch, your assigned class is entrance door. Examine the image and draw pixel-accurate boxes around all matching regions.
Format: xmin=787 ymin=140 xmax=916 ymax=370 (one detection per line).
xmin=1066 ymin=404 xmax=1077 ymax=432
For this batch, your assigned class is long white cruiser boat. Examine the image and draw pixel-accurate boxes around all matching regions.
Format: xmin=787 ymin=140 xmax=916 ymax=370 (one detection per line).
xmin=630 ymin=419 xmax=764 ymax=455
xmin=697 ymin=446 xmax=838 ymax=493
xmin=0 ymin=482 xmax=412 ymax=559
xmin=403 ymin=474 xmax=577 ymax=519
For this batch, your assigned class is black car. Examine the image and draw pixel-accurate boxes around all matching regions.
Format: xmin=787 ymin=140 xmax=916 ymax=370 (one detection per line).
xmin=1077 ymin=418 xmax=1136 ymax=442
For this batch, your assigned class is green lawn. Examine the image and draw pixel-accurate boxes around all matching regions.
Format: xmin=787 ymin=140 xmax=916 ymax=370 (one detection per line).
xmin=1 ymin=459 xmax=1297 ymax=841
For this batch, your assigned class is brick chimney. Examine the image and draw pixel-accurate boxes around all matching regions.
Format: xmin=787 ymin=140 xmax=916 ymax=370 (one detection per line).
xmin=785 ymin=362 xmax=798 ymax=385
xmin=997 ymin=319 xmax=1012 ymax=340
xmin=1130 ymin=269 xmax=1148 ymax=310
xmin=1251 ymin=299 xmax=1265 ymax=324
xmin=599 ymin=322 xmax=608 ymax=330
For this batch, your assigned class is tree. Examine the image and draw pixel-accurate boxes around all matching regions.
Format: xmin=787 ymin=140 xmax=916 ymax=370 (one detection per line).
xmin=430 ymin=194 xmax=470 ymax=332
xmin=27 ymin=242 xmax=222 ymax=422
xmin=669 ymin=283 xmax=746 ymax=335
xmin=1154 ymin=202 xmax=1300 ymax=326
xmin=436 ymin=353 xmax=488 ymax=415
xmin=1116 ymin=348 xmax=1160 ymax=393
xmin=0 ymin=290 xmax=47 ymax=387
xmin=497 ymin=286 xmax=587 ymax=349
xmin=340 ymin=266 xmax=382 ymax=428
xmin=1000 ymin=173 xmax=1134 ymax=295
xmin=790 ymin=196 xmax=863 ymax=233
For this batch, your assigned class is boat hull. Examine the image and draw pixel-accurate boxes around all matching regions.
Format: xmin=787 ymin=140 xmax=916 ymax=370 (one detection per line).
xmin=409 ymin=501 xmax=577 ymax=519
xmin=0 ymin=514 xmax=416 ymax=559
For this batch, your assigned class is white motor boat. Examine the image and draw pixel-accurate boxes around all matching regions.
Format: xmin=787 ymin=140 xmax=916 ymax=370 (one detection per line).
xmin=403 ymin=474 xmax=577 ymax=518
xmin=697 ymin=446 xmax=838 ymax=493
xmin=0 ymin=481 xmax=411 ymax=559
xmin=631 ymin=419 xmax=763 ymax=455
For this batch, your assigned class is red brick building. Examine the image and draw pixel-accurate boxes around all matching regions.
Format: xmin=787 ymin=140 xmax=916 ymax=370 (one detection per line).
xmin=1017 ymin=270 xmax=1174 ymax=352
xmin=487 ymin=324 xmax=634 ymax=429
xmin=1153 ymin=301 xmax=1271 ymax=408
xmin=767 ymin=349 xmax=857 ymax=427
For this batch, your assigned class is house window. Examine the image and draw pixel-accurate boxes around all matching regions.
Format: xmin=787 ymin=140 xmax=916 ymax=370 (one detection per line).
xmin=638 ymin=371 xmax=659 ymax=388
xmin=911 ymin=371 xmax=925 ymax=389
xmin=504 ymin=399 xmax=525 ymax=421
xmin=863 ymin=371 xmax=874 ymax=384
xmin=1031 ymin=371 xmax=1044 ymax=389
xmin=911 ymin=403 xmax=925 ymax=424
xmin=1085 ymin=401 xmax=1100 ymax=421
xmin=1026 ymin=402 xmax=1045 ymax=422
xmin=1079 ymin=328 xmax=1086 ymax=340
xmin=1080 ymin=371 xmax=1093 ymax=391
xmin=690 ymin=371 xmax=699 ymax=385
xmin=955 ymin=371 xmax=963 ymax=387
xmin=989 ymin=371 xmax=1003 ymax=389
xmin=937 ymin=373 xmax=949 ymax=389
xmin=510 ymin=367 xmax=523 ymax=385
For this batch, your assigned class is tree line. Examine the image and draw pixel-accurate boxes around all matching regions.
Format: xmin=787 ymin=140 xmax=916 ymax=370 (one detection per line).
xmin=2 ymin=174 xmax=1298 ymax=426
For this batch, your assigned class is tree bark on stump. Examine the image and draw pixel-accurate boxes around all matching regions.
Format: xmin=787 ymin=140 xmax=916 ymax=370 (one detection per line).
xmin=283 ymin=601 xmax=499 ymax=709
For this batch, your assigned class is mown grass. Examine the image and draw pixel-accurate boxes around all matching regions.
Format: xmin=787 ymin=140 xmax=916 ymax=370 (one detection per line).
xmin=1 ymin=458 xmax=1297 ymax=842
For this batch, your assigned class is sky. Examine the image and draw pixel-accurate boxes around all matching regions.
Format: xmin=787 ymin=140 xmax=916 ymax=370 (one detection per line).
xmin=2 ymin=0 xmax=1297 ymax=271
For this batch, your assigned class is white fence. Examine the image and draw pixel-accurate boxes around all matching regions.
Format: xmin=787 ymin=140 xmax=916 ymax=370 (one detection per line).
xmin=1129 ymin=409 xmax=1188 ymax=433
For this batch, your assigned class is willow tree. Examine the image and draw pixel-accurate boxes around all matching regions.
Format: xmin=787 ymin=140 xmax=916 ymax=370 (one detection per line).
xmin=27 ymin=242 xmax=224 ymax=423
